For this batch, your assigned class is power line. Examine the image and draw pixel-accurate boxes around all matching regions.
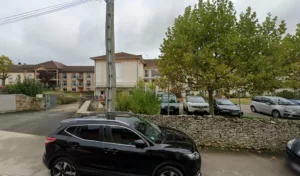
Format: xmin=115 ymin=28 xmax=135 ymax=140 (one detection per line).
xmin=0 ymin=0 xmax=100 ymax=26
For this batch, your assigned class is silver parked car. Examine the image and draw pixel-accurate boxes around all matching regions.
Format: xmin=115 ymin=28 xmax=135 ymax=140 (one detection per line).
xmin=250 ymin=96 xmax=300 ymax=118
xmin=183 ymin=96 xmax=209 ymax=115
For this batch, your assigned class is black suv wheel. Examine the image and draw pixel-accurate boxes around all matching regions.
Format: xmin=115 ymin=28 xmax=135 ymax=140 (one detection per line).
xmin=156 ymin=166 xmax=183 ymax=176
xmin=51 ymin=157 xmax=79 ymax=176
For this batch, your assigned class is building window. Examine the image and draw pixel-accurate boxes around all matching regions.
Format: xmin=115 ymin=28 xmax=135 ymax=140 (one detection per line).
xmin=72 ymin=80 xmax=76 ymax=87
xmin=63 ymin=81 xmax=67 ymax=87
xmin=86 ymin=73 xmax=91 ymax=79
xmin=72 ymin=88 xmax=76 ymax=92
xmin=86 ymin=80 xmax=91 ymax=87
xmin=116 ymin=63 xmax=122 ymax=82
xmin=111 ymin=126 xmax=140 ymax=145
xmin=151 ymin=70 xmax=156 ymax=77
xmin=16 ymin=75 xmax=21 ymax=82
xmin=144 ymin=70 xmax=149 ymax=77
xmin=8 ymin=75 xmax=13 ymax=84
xmin=72 ymin=73 xmax=76 ymax=79
xmin=78 ymin=81 xmax=83 ymax=87
xmin=62 ymin=73 xmax=67 ymax=79
xmin=78 ymin=73 xmax=83 ymax=79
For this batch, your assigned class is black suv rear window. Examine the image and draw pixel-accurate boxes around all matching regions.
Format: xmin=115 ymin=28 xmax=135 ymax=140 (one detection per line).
xmin=66 ymin=125 xmax=100 ymax=141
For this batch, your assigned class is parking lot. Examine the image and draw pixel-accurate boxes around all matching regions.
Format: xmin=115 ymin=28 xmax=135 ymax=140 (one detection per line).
xmin=179 ymin=102 xmax=270 ymax=118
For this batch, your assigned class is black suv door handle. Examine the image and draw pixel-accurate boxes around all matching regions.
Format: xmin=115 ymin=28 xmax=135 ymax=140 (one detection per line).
xmin=68 ymin=142 xmax=79 ymax=149
xmin=104 ymin=148 xmax=118 ymax=154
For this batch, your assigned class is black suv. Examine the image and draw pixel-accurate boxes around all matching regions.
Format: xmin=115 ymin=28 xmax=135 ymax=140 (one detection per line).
xmin=43 ymin=112 xmax=201 ymax=176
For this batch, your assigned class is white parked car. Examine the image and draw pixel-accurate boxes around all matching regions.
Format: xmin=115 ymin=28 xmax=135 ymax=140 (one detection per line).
xmin=250 ymin=96 xmax=300 ymax=118
xmin=183 ymin=96 xmax=209 ymax=115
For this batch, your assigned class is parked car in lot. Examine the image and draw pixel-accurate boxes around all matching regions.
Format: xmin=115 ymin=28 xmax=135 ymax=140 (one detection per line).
xmin=214 ymin=98 xmax=243 ymax=117
xmin=183 ymin=96 xmax=209 ymax=115
xmin=43 ymin=113 xmax=202 ymax=176
xmin=160 ymin=95 xmax=180 ymax=115
xmin=286 ymin=139 xmax=300 ymax=173
xmin=250 ymin=96 xmax=300 ymax=118
xmin=289 ymin=99 xmax=300 ymax=106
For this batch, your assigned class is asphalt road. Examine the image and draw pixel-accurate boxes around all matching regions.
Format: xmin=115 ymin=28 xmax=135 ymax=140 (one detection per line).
xmin=0 ymin=130 xmax=297 ymax=176
xmin=0 ymin=103 xmax=78 ymax=136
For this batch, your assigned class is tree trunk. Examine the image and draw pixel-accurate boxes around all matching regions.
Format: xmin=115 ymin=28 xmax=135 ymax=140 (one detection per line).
xmin=208 ymin=88 xmax=214 ymax=116
xmin=1 ymin=79 xmax=5 ymax=86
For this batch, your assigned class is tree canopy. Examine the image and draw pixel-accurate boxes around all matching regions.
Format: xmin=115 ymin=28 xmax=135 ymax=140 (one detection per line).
xmin=158 ymin=0 xmax=290 ymax=114
xmin=0 ymin=55 xmax=13 ymax=86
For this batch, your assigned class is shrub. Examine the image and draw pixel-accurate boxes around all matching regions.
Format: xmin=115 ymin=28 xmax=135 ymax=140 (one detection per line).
xmin=5 ymin=79 xmax=44 ymax=97
xmin=276 ymin=90 xmax=300 ymax=99
xmin=56 ymin=96 xmax=78 ymax=105
xmin=116 ymin=88 xmax=160 ymax=115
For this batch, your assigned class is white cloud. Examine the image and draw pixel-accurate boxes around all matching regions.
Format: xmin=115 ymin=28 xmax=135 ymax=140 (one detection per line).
xmin=0 ymin=0 xmax=299 ymax=65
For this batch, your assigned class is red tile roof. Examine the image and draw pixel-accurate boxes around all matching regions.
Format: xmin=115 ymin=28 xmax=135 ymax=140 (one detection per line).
xmin=7 ymin=61 xmax=93 ymax=73
xmin=144 ymin=59 xmax=158 ymax=68
xmin=91 ymin=52 xmax=145 ymax=63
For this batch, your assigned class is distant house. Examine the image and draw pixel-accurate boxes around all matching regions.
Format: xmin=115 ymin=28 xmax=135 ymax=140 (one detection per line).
xmin=144 ymin=59 xmax=160 ymax=83
xmin=6 ymin=61 xmax=94 ymax=92
xmin=91 ymin=52 xmax=145 ymax=96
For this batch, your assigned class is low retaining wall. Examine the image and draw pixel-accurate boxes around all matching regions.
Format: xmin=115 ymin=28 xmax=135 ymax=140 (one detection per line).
xmin=0 ymin=94 xmax=44 ymax=113
xmin=15 ymin=94 xmax=45 ymax=111
xmin=146 ymin=116 xmax=300 ymax=152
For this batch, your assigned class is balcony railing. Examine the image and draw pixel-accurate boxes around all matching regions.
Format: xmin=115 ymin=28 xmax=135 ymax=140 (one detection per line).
xmin=95 ymin=81 xmax=136 ymax=88
xmin=86 ymin=84 xmax=91 ymax=87
xmin=77 ymin=84 xmax=83 ymax=88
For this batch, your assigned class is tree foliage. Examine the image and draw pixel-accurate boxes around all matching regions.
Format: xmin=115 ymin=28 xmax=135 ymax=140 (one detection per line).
xmin=158 ymin=0 xmax=288 ymax=114
xmin=0 ymin=55 xmax=13 ymax=86
xmin=38 ymin=70 xmax=54 ymax=86
xmin=5 ymin=79 xmax=44 ymax=97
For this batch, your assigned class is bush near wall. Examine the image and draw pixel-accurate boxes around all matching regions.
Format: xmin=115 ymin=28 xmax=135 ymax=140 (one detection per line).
xmin=276 ymin=90 xmax=300 ymax=99
xmin=116 ymin=89 xmax=160 ymax=115
xmin=6 ymin=79 xmax=44 ymax=97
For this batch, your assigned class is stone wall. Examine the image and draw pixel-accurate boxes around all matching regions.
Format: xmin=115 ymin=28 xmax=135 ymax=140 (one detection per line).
xmin=145 ymin=116 xmax=300 ymax=152
xmin=15 ymin=94 xmax=45 ymax=111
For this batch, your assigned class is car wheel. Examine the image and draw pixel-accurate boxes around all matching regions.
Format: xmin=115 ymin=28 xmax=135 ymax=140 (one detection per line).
xmin=250 ymin=106 xmax=257 ymax=112
xmin=156 ymin=166 xmax=183 ymax=176
xmin=272 ymin=110 xmax=281 ymax=118
xmin=51 ymin=157 xmax=79 ymax=176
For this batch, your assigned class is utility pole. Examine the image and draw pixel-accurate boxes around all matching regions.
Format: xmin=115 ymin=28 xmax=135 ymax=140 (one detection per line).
xmin=105 ymin=0 xmax=116 ymax=113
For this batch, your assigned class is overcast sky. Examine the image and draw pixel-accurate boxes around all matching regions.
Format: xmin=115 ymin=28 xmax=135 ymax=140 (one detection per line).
xmin=0 ymin=0 xmax=299 ymax=66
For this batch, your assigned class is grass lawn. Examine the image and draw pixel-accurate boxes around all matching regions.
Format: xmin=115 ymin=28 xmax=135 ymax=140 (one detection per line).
xmin=44 ymin=91 xmax=94 ymax=98
xmin=230 ymin=98 xmax=252 ymax=105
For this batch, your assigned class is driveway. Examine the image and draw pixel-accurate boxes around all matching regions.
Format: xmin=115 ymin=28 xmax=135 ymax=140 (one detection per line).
xmin=0 ymin=130 xmax=297 ymax=176
xmin=0 ymin=103 xmax=78 ymax=136
xmin=240 ymin=104 xmax=270 ymax=118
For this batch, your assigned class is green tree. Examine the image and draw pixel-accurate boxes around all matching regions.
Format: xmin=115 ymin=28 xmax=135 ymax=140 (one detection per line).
xmin=159 ymin=0 xmax=287 ymax=114
xmin=0 ymin=55 xmax=13 ymax=86
xmin=155 ymin=77 xmax=168 ymax=90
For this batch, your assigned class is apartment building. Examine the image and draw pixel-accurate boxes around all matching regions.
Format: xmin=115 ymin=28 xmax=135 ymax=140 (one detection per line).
xmin=91 ymin=52 xmax=145 ymax=96
xmin=144 ymin=59 xmax=160 ymax=82
xmin=6 ymin=61 xmax=94 ymax=92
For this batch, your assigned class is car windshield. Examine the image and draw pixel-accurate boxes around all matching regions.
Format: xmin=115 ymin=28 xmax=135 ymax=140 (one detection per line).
xmin=274 ymin=98 xmax=295 ymax=105
xmin=162 ymin=97 xmax=177 ymax=103
xmin=217 ymin=99 xmax=234 ymax=105
xmin=133 ymin=117 xmax=163 ymax=143
xmin=188 ymin=96 xmax=205 ymax=103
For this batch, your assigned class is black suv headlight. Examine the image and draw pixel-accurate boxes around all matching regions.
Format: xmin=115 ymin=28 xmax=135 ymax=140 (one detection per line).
xmin=287 ymin=139 xmax=296 ymax=149
xmin=185 ymin=152 xmax=200 ymax=160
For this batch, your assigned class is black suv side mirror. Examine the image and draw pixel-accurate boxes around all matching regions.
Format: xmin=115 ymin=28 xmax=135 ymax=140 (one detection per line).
xmin=134 ymin=139 xmax=146 ymax=149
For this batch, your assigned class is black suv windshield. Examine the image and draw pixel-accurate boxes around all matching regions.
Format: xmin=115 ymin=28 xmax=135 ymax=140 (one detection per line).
xmin=133 ymin=117 xmax=163 ymax=143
